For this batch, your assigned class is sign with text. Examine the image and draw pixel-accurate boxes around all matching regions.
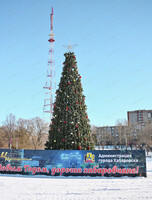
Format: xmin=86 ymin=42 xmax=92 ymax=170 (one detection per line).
xmin=0 ymin=149 xmax=146 ymax=177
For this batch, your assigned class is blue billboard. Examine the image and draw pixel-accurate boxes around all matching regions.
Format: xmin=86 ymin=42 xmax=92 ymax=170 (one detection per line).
xmin=0 ymin=149 xmax=146 ymax=177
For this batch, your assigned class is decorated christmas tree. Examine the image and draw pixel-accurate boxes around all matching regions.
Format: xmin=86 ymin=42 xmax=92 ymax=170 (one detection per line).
xmin=45 ymin=51 xmax=94 ymax=150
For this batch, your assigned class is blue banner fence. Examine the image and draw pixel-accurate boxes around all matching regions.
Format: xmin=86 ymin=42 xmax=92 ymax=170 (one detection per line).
xmin=0 ymin=149 xmax=146 ymax=177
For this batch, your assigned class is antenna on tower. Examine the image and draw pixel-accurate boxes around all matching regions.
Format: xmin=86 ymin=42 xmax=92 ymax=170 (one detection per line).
xmin=43 ymin=7 xmax=56 ymax=121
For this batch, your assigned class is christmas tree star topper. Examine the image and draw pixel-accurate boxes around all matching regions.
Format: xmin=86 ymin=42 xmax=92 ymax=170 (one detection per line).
xmin=63 ymin=41 xmax=77 ymax=52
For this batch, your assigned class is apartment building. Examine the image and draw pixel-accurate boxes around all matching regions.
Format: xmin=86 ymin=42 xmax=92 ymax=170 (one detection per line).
xmin=95 ymin=110 xmax=152 ymax=146
xmin=127 ymin=110 xmax=152 ymax=127
xmin=95 ymin=126 xmax=127 ymax=146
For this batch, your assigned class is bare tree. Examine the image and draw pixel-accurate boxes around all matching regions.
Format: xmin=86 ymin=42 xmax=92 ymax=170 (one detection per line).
xmin=138 ymin=122 xmax=152 ymax=153
xmin=116 ymin=119 xmax=128 ymax=149
xmin=0 ymin=127 xmax=7 ymax=148
xmin=1 ymin=114 xmax=49 ymax=150
xmin=26 ymin=117 xmax=49 ymax=150
xmin=2 ymin=113 xmax=16 ymax=148
xmin=110 ymin=131 xmax=117 ymax=149
xmin=127 ymin=122 xmax=142 ymax=149
xmin=15 ymin=118 xmax=32 ymax=149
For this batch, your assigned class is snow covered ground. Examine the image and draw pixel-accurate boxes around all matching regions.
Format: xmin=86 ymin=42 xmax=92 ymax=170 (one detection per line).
xmin=0 ymin=155 xmax=152 ymax=200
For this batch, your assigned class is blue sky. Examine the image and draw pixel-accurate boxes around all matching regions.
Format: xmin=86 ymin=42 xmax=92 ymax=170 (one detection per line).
xmin=0 ymin=0 xmax=152 ymax=126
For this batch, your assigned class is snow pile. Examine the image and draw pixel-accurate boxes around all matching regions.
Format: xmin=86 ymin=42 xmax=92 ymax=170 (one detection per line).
xmin=0 ymin=155 xmax=152 ymax=200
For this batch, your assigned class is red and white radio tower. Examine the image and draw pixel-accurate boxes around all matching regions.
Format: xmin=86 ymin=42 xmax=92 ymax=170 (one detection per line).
xmin=43 ymin=7 xmax=56 ymax=121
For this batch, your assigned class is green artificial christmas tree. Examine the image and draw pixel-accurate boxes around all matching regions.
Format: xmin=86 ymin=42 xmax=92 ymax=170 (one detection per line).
xmin=45 ymin=51 xmax=94 ymax=150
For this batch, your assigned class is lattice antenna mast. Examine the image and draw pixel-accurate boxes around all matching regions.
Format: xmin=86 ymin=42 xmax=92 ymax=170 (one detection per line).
xmin=43 ymin=7 xmax=56 ymax=121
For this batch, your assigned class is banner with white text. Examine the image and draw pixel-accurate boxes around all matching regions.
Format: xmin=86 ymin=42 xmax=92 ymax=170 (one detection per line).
xmin=0 ymin=149 xmax=146 ymax=177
